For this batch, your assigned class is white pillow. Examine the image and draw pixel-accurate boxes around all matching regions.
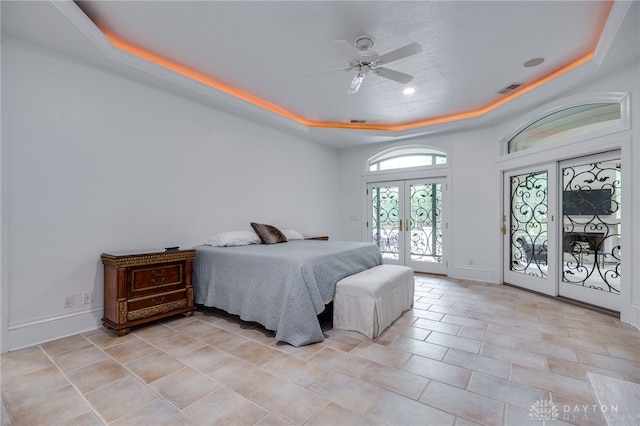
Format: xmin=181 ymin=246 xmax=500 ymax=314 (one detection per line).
xmin=205 ymin=230 xmax=261 ymax=247
xmin=281 ymin=229 xmax=304 ymax=240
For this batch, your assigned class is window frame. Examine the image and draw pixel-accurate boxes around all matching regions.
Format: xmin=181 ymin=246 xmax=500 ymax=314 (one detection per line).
xmin=364 ymin=145 xmax=450 ymax=177
xmin=500 ymin=92 xmax=630 ymax=159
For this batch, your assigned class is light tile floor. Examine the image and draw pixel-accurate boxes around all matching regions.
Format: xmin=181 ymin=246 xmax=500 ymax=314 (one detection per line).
xmin=2 ymin=274 xmax=639 ymax=425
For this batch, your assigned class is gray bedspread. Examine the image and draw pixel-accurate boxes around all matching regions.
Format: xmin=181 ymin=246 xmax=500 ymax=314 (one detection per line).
xmin=193 ymin=240 xmax=382 ymax=346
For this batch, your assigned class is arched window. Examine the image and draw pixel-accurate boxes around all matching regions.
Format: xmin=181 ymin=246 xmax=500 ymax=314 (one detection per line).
xmin=368 ymin=146 xmax=447 ymax=172
xmin=508 ymin=102 xmax=622 ymax=153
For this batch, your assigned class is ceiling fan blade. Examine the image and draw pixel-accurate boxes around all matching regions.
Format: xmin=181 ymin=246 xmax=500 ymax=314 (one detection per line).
xmin=374 ymin=67 xmax=414 ymax=84
xmin=348 ymin=73 xmax=366 ymax=94
xmin=333 ymin=40 xmax=361 ymax=58
xmin=376 ymin=42 xmax=422 ymax=65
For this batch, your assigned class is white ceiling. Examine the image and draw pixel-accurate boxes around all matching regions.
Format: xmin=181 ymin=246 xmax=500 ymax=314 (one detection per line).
xmin=1 ymin=1 xmax=638 ymax=147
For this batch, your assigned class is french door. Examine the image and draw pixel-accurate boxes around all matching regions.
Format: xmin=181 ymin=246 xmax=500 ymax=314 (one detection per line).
xmin=368 ymin=178 xmax=447 ymax=274
xmin=503 ymin=165 xmax=558 ymax=296
xmin=503 ymin=152 xmax=621 ymax=311
xmin=558 ymin=154 xmax=621 ymax=310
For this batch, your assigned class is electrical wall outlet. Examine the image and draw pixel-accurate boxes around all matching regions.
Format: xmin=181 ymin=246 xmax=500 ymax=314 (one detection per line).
xmin=63 ymin=295 xmax=73 ymax=308
xmin=83 ymin=292 xmax=93 ymax=304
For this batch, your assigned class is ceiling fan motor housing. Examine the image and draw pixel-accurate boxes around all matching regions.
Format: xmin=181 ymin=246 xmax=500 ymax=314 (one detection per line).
xmin=355 ymin=36 xmax=375 ymax=51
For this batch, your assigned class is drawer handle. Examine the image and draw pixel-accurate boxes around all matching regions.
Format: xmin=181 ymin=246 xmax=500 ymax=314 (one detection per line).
xmin=151 ymin=269 xmax=165 ymax=285
xmin=151 ymin=296 xmax=166 ymax=305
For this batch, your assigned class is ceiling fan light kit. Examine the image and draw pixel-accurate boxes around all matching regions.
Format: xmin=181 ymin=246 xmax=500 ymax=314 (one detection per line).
xmin=349 ymin=72 xmax=366 ymax=95
xmin=328 ymin=35 xmax=423 ymax=94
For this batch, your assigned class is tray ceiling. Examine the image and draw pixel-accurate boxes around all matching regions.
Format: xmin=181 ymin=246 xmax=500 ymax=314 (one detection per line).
xmin=1 ymin=1 xmax=637 ymax=146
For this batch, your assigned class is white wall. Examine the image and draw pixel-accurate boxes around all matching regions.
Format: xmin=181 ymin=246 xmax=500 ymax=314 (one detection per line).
xmin=337 ymin=127 xmax=498 ymax=283
xmin=1 ymin=41 xmax=340 ymax=351
xmin=449 ymin=127 xmax=500 ymax=282
xmin=336 ymin=62 xmax=639 ymax=327
xmin=3 ymin=25 xmax=638 ymax=353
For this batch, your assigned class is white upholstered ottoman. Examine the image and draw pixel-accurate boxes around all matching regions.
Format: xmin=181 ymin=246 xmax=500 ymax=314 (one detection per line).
xmin=333 ymin=264 xmax=414 ymax=338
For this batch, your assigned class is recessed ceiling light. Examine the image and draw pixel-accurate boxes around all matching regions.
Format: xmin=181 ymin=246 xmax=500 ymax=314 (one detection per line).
xmin=403 ymin=87 xmax=416 ymax=95
xmin=524 ymin=57 xmax=545 ymax=68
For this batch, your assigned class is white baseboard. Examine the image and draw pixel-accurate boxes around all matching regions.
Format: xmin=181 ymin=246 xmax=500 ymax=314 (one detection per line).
xmin=449 ymin=265 xmax=497 ymax=284
xmin=6 ymin=307 xmax=103 ymax=352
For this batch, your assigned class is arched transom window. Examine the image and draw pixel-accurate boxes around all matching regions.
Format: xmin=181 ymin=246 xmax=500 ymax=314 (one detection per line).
xmin=508 ymin=102 xmax=622 ymax=154
xmin=368 ymin=146 xmax=447 ymax=172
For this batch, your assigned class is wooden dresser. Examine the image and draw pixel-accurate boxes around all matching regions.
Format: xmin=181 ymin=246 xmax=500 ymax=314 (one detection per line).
xmin=101 ymin=249 xmax=196 ymax=336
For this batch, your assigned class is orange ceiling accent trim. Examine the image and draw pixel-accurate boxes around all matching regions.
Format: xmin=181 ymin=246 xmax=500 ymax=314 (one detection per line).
xmin=105 ymin=33 xmax=316 ymax=127
xmin=101 ymin=1 xmax=613 ymax=132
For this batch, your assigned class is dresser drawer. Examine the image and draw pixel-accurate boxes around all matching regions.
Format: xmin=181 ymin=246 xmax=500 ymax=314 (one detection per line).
xmin=129 ymin=263 xmax=183 ymax=293
xmin=127 ymin=289 xmax=187 ymax=321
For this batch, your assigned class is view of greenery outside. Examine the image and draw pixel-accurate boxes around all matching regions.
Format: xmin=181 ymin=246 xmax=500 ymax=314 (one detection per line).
xmin=409 ymin=183 xmax=442 ymax=262
xmin=371 ymin=183 xmax=442 ymax=262
xmin=371 ymin=186 xmax=400 ymax=259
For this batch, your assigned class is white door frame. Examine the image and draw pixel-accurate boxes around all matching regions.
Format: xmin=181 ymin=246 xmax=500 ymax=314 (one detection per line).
xmin=495 ymin=92 xmax=633 ymax=322
xmin=366 ymin=180 xmax=406 ymax=267
xmin=502 ymin=164 xmax=558 ymax=296
xmin=404 ymin=178 xmax=448 ymax=274
xmin=498 ymin=145 xmax=629 ymax=312
xmin=364 ymin=173 xmax=450 ymax=275
xmin=557 ymin=151 xmax=622 ymax=311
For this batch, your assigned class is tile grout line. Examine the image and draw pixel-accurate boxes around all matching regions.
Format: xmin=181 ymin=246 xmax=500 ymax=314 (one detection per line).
xmin=91 ymin=323 xmax=289 ymax=424
xmin=130 ymin=320 xmax=292 ymax=424
xmin=39 ymin=340 xmax=109 ymax=425
xmin=5 ymin=274 xmax=638 ymax=425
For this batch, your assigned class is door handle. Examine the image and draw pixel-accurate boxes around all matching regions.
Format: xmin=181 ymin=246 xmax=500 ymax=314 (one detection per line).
xmin=405 ymin=218 xmax=410 ymax=231
xmin=399 ymin=219 xmax=403 ymax=232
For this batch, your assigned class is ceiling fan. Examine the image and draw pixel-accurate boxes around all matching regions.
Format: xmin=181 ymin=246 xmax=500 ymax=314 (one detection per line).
xmin=329 ymin=36 xmax=423 ymax=94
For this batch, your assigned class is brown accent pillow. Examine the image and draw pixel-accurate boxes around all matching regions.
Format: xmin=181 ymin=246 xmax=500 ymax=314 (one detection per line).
xmin=250 ymin=222 xmax=288 ymax=244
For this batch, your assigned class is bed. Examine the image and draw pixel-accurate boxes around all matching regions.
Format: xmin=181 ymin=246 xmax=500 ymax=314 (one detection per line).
xmin=193 ymin=240 xmax=382 ymax=346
